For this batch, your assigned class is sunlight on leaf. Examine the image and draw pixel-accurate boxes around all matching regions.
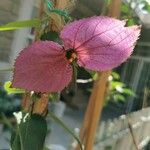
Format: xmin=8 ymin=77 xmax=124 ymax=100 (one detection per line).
xmin=4 ymin=81 xmax=25 ymax=94
xmin=0 ymin=19 xmax=41 ymax=31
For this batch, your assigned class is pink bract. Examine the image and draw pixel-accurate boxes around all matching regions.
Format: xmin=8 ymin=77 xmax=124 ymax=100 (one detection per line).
xmin=13 ymin=16 xmax=141 ymax=92
xmin=12 ymin=41 xmax=72 ymax=92
xmin=60 ymin=16 xmax=141 ymax=71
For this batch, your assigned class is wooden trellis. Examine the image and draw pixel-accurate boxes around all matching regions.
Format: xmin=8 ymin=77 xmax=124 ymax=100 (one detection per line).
xmin=22 ymin=0 xmax=69 ymax=115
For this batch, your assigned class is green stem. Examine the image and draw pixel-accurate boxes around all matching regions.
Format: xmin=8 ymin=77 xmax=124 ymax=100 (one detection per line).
xmin=48 ymin=112 xmax=83 ymax=150
xmin=18 ymin=125 xmax=24 ymax=150
xmin=0 ymin=68 xmax=14 ymax=72
xmin=0 ymin=113 xmax=15 ymax=132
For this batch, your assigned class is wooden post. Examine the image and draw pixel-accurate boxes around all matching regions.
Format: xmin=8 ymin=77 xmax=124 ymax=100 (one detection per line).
xmin=32 ymin=0 xmax=70 ymax=115
xmin=108 ymin=0 xmax=121 ymax=17
xmin=76 ymin=1 xmax=122 ymax=150
xmin=22 ymin=0 xmax=70 ymax=115
xmin=84 ymin=71 xmax=111 ymax=150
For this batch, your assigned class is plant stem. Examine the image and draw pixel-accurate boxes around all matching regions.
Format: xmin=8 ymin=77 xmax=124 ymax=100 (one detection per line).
xmin=48 ymin=112 xmax=83 ymax=150
xmin=18 ymin=125 xmax=24 ymax=150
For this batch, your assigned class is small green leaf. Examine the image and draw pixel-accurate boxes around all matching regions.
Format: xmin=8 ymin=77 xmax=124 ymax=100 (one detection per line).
xmin=114 ymin=94 xmax=125 ymax=102
xmin=0 ymin=19 xmax=41 ymax=31
xmin=111 ymin=81 xmax=125 ymax=88
xmin=88 ymin=70 xmax=98 ymax=80
xmin=111 ymin=72 xmax=120 ymax=80
xmin=93 ymin=72 xmax=98 ymax=80
xmin=123 ymin=88 xmax=135 ymax=96
xmin=4 ymin=81 xmax=25 ymax=94
xmin=121 ymin=3 xmax=129 ymax=13
xmin=127 ymin=19 xmax=135 ymax=26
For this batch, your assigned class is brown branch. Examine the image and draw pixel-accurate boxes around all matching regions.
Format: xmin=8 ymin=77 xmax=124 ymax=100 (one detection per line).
xmin=32 ymin=94 xmax=49 ymax=116
xmin=21 ymin=92 xmax=31 ymax=112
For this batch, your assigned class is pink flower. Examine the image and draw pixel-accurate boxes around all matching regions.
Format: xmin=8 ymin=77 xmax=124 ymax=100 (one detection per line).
xmin=61 ymin=16 xmax=141 ymax=70
xmin=12 ymin=41 xmax=72 ymax=92
xmin=12 ymin=16 xmax=141 ymax=92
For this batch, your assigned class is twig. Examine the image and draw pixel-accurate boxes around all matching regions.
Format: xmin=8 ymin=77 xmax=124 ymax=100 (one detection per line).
xmin=48 ymin=111 xmax=83 ymax=150
xmin=127 ymin=115 xmax=140 ymax=150
xmin=142 ymin=87 xmax=149 ymax=108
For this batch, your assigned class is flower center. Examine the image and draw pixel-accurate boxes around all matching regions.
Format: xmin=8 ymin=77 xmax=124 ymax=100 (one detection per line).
xmin=66 ymin=49 xmax=77 ymax=63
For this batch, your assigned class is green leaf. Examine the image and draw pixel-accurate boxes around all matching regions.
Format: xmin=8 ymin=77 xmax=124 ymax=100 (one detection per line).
xmin=88 ymin=70 xmax=98 ymax=80
xmin=0 ymin=19 xmax=41 ymax=31
xmin=48 ymin=112 xmax=83 ymax=150
xmin=12 ymin=114 xmax=47 ymax=150
xmin=111 ymin=81 xmax=125 ymax=88
xmin=4 ymin=81 xmax=25 ymax=94
xmin=121 ymin=3 xmax=129 ymax=13
xmin=11 ymin=132 xmax=21 ymax=150
xmin=111 ymin=72 xmax=120 ymax=80
xmin=123 ymin=88 xmax=135 ymax=96
xmin=21 ymin=114 xmax=47 ymax=150
xmin=93 ymin=72 xmax=98 ymax=80
xmin=113 ymin=94 xmax=125 ymax=102
xmin=127 ymin=19 xmax=135 ymax=26
xmin=143 ymin=1 xmax=150 ymax=12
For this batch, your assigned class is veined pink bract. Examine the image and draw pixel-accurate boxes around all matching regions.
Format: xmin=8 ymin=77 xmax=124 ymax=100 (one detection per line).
xmin=12 ymin=16 xmax=141 ymax=92
xmin=60 ymin=16 xmax=141 ymax=71
xmin=12 ymin=41 xmax=72 ymax=92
